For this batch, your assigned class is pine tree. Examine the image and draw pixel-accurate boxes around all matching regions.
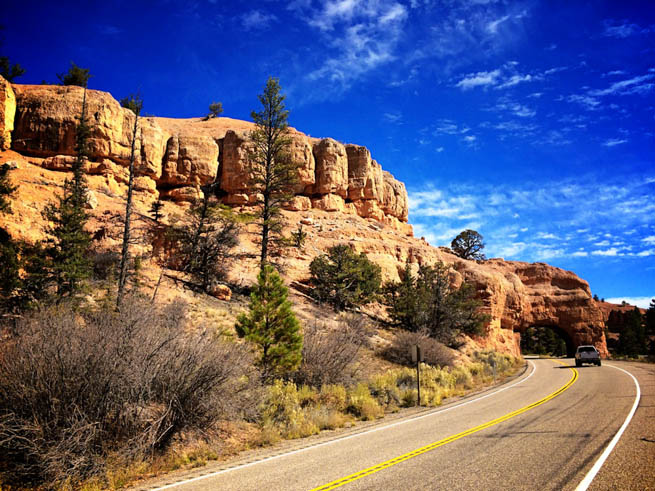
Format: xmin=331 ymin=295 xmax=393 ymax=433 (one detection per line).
xmin=57 ymin=62 xmax=91 ymax=87
xmin=206 ymin=101 xmax=223 ymax=119
xmin=0 ymin=163 xmax=20 ymax=315
xmin=451 ymin=229 xmax=486 ymax=260
xmin=150 ymin=198 xmax=164 ymax=223
xmin=116 ymin=94 xmax=143 ymax=308
xmin=235 ymin=265 xmax=302 ymax=380
xmin=310 ymin=244 xmax=382 ymax=310
xmin=174 ymin=192 xmax=239 ymax=293
xmin=247 ymin=77 xmax=298 ymax=267
xmin=385 ymin=262 xmax=488 ymax=346
xmin=41 ymin=88 xmax=92 ymax=300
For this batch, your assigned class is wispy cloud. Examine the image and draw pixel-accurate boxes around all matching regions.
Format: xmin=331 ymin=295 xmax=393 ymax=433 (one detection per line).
xmin=602 ymin=20 xmax=651 ymax=39
xmin=407 ymin=175 xmax=655 ymax=262
xmin=603 ymin=138 xmax=628 ymax=147
xmin=302 ymin=0 xmax=408 ymax=96
xmin=456 ymin=69 xmax=501 ymax=90
xmin=589 ymin=73 xmax=655 ymax=97
xmin=241 ymin=9 xmax=278 ymax=30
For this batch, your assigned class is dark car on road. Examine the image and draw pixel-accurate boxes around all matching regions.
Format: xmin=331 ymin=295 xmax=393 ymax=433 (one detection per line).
xmin=575 ymin=345 xmax=601 ymax=367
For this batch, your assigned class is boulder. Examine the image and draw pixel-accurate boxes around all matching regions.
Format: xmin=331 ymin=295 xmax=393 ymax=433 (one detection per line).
xmin=313 ymin=138 xmax=348 ymax=198
xmin=0 ymin=76 xmax=16 ymax=150
xmin=311 ymin=193 xmax=345 ymax=212
xmin=346 ymin=145 xmax=384 ymax=202
xmin=284 ymin=195 xmax=311 ymax=211
xmin=160 ymin=135 xmax=219 ymax=187
xmin=210 ymin=284 xmax=232 ymax=301
xmin=160 ymin=186 xmax=203 ymax=203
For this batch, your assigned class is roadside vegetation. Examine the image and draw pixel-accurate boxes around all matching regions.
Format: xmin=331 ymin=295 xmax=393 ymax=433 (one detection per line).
xmin=0 ymin=72 xmax=522 ymax=489
xmin=605 ymin=302 xmax=655 ymax=359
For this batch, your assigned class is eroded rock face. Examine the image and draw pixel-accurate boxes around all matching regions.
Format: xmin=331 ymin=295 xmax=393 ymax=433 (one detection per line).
xmin=11 ymin=84 xmax=168 ymax=178
xmin=289 ymin=132 xmax=315 ymax=194
xmin=160 ymin=135 xmax=219 ymax=187
xmin=346 ymin=144 xmax=384 ymax=202
xmin=220 ymin=130 xmax=252 ymax=196
xmin=313 ymin=138 xmax=348 ymax=198
xmin=0 ymin=76 xmax=16 ymax=150
xmin=7 ymin=83 xmax=409 ymax=228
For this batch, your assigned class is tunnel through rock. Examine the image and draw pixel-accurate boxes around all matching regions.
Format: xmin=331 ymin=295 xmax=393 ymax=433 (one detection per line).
xmin=518 ymin=326 xmax=576 ymax=357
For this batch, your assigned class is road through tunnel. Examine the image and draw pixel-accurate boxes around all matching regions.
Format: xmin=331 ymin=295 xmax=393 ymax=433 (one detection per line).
xmin=518 ymin=325 xmax=576 ymax=357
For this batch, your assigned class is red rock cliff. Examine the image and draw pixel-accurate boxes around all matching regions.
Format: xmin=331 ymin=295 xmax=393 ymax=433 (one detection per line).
xmin=0 ymin=77 xmax=608 ymax=357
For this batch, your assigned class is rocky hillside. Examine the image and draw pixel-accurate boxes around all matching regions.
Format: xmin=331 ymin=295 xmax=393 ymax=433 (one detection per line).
xmin=0 ymin=76 xmax=608 ymax=357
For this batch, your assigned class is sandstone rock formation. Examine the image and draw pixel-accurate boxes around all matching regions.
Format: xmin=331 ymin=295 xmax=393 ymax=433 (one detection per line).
xmin=5 ymin=82 xmax=410 ymax=227
xmin=0 ymin=77 xmax=15 ymax=150
xmin=0 ymin=79 xmax=608 ymax=357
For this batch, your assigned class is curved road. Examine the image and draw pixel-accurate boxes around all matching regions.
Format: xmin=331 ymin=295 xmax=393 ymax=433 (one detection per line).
xmin=138 ymin=359 xmax=645 ymax=491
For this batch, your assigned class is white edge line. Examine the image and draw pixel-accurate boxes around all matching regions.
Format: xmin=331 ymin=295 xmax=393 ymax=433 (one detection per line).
xmin=574 ymin=363 xmax=641 ymax=491
xmin=150 ymin=360 xmax=538 ymax=490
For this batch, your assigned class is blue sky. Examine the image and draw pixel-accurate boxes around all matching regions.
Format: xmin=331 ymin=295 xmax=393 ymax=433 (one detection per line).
xmin=2 ymin=0 xmax=654 ymax=306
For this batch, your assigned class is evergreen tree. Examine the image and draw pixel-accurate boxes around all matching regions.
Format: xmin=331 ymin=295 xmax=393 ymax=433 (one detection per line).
xmin=173 ymin=190 xmax=239 ymax=293
xmin=235 ymin=265 xmax=302 ymax=380
xmin=451 ymin=229 xmax=486 ymax=260
xmin=150 ymin=198 xmax=164 ymax=223
xmin=385 ymin=262 xmax=487 ymax=346
xmin=57 ymin=62 xmax=91 ymax=87
xmin=289 ymin=223 xmax=307 ymax=248
xmin=646 ymin=299 xmax=655 ymax=335
xmin=116 ymin=94 xmax=143 ymax=308
xmin=41 ymin=88 xmax=92 ymax=299
xmin=206 ymin=101 xmax=223 ymax=119
xmin=0 ymin=163 xmax=20 ymax=315
xmin=247 ymin=77 xmax=298 ymax=267
xmin=310 ymin=244 xmax=382 ymax=311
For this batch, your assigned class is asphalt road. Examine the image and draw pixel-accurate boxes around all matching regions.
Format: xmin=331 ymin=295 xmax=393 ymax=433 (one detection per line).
xmin=140 ymin=359 xmax=642 ymax=491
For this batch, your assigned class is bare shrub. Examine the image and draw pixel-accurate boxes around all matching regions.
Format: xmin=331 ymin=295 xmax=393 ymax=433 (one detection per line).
xmin=0 ymin=295 xmax=254 ymax=487
xmin=293 ymin=315 xmax=369 ymax=387
xmin=382 ymin=329 xmax=456 ymax=367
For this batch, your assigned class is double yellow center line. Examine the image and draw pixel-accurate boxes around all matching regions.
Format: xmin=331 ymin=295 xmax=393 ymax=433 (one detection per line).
xmin=311 ymin=363 xmax=578 ymax=491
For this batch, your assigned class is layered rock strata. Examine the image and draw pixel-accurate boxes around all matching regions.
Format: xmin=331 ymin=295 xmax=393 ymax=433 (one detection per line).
xmin=6 ymin=80 xmax=410 ymax=233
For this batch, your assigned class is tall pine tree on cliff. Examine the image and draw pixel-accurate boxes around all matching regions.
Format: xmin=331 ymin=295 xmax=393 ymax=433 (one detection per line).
xmin=247 ymin=77 xmax=299 ymax=268
xmin=116 ymin=94 xmax=143 ymax=308
xmin=42 ymin=87 xmax=92 ymax=300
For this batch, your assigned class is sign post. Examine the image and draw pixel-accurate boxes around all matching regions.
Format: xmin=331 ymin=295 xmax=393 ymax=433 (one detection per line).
xmin=411 ymin=345 xmax=423 ymax=406
xmin=491 ymin=358 xmax=497 ymax=384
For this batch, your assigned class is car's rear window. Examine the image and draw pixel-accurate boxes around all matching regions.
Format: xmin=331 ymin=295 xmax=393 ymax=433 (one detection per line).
xmin=578 ymin=347 xmax=597 ymax=352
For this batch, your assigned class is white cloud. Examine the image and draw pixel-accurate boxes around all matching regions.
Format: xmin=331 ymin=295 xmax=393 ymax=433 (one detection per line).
xmin=456 ymin=69 xmax=501 ymax=90
xmin=241 ymin=10 xmax=278 ymax=30
xmin=602 ymin=20 xmax=650 ymax=39
xmin=590 ymin=73 xmax=655 ymax=97
xmin=604 ymin=297 xmax=654 ymax=309
xmin=302 ymin=0 xmax=408 ymax=96
xmin=603 ymin=138 xmax=628 ymax=147
xmin=486 ymin=15 xmax=510 ymax=34
xmin=567 ymin=94 xmax=601 ymax=110
xmin=642 ymin=236 xmax=655 ymax=244
xmin=571 ymin=251 xmax=588 ymax=257
xmin=383 ymin=111 xmax=402 ymax=123
xmin=496 ymin=73 xmax=532 ymax=89
xmin=592 ymin=248 xmax=622 ymax=257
